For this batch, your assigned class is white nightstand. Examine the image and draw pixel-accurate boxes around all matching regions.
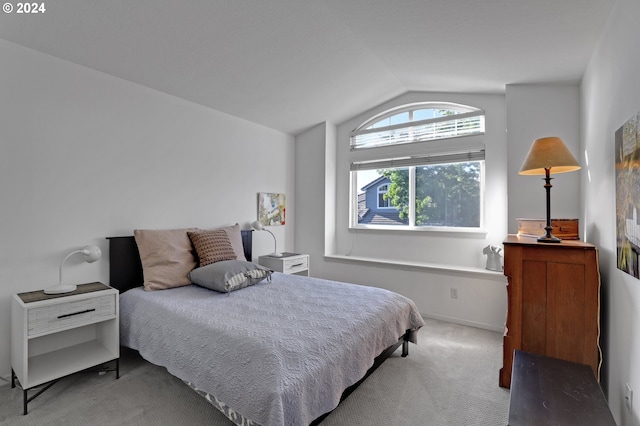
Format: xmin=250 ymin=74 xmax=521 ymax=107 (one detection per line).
xmin=258 ymin=253 xmax=310 ymax=276
xmin=11 ymin=282 xmax=119 ymax=414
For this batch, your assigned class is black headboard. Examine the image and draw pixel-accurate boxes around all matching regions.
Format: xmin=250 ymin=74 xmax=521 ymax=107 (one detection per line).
xmin=107 ymin=230 xmax=253 ymax=292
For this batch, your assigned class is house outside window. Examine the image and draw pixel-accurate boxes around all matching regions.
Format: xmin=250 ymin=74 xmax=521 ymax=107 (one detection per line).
xmin=350 ymin=102 xmax=485 ymax=230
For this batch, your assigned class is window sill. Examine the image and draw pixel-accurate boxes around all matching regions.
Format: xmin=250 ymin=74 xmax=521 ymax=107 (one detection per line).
xmin=324 ymin=254 xmax=506 ymax=281
xmin=348 ymin=225 xmax=488 ymax=237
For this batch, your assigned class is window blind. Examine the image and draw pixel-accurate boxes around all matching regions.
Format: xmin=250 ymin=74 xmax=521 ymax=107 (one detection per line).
xmin=350 ymin=149 xmax=485 ymax=171
xmin=351 ymin=110 xmax=485 ymax=150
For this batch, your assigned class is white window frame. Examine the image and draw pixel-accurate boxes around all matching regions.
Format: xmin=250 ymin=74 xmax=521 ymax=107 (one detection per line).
xmin=349 ymin=102 xmax=486 ymax=232
xmin=377 ymin=184 xmax=393 ymax=209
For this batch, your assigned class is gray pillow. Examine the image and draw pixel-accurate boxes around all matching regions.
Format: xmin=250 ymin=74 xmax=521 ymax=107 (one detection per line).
xmin=188 ymin=260 xmax=273 ymax=293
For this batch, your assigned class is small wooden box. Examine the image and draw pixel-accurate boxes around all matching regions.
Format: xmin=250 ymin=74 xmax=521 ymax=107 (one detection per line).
xmin=516 ymin=218 xmax=579 ymax=240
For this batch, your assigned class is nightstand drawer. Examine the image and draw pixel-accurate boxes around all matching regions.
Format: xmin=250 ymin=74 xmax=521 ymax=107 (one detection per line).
xmin=282 ymin=256 xmax=309 ymax=274
xmin=27 ymin=294 xmax=116 ymax=336
xmin=258 ymin=253 xmax=310 ymax=276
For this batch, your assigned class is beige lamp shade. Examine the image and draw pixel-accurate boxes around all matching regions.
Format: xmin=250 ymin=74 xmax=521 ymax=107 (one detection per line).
xmin=519 ymin=136 xmax=581 ymax=175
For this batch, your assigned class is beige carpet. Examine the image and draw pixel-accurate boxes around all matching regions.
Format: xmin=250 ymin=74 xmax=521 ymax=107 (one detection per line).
xmin=0 ymin=319 xmax=509 ymax=425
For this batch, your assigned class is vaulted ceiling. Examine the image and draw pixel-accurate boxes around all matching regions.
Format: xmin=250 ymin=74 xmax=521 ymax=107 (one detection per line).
xmin=0 ymin=0 xmax=615 ymax=135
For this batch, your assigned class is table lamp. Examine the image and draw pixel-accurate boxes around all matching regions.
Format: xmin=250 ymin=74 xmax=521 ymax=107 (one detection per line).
xmin=251 ymin=221 xmax=282 ymax=257
xmin=44 ymin=245 xmax=102 ymax=294
xmin=519 ymin=136 xmax=581 ymax=243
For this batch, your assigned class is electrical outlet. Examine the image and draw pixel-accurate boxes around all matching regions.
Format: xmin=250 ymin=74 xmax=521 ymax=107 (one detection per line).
xmin=450 ymin=288 xmax=458 ymax=299
xmin=626 ymin=383 xmax=633 ymax=411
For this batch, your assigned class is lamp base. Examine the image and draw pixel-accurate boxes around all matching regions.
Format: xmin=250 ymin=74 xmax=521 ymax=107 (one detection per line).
xmin=537 ymin=234 xmax=562 ymax=243
xmin=268 ymin=252 xmax=284 ymax=258
xmin=43 ymin=284 xmax=78 ymax=294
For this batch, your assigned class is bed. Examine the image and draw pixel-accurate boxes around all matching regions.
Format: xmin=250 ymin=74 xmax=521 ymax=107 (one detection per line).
xmin=108 ymin=227 xmax=425 ymax=426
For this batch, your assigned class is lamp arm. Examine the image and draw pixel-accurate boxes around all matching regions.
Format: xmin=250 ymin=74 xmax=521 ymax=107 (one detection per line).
xmin=59 ymin=249 xmax=83 ymax=285
xmin=58 ymin=245 xmax=101 ymax=285
xmin=264 ymin=228 xmax=277 ymax=254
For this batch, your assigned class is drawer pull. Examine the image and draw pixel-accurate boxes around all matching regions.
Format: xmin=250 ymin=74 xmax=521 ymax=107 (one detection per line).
xmin=291 ymin=263 xmax=304 ymax=268
xmin=57 ymin=308 xmax=96 ymax=319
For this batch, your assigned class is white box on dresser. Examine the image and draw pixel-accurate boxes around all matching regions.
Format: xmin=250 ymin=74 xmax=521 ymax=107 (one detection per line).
xmin=11 ymin=282 xmax=119 ymax=414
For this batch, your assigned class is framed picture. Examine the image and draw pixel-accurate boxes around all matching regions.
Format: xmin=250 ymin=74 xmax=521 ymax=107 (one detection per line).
xmin=258 ymin=193 xmax=286 ymax=226
xmin=615 ymin=111 xmax=640 ymax=279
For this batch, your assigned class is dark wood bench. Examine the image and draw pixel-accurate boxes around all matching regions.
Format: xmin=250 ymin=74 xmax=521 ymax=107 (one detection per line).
xmin=508 ymin=350 xmax=616 ymax=425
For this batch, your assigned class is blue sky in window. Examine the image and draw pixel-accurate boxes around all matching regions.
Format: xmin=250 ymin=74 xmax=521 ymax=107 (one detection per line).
xmin=357 ymin=169 xmax=383 ymax=193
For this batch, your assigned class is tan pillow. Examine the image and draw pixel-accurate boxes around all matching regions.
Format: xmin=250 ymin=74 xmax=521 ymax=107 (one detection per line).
xmin=188 ymin=229 xmax=237 ymax=267
xmin=134 ymin=228 xmax=197 ymax=291
xmin=217 ymin=223 xmax=247 ymax=261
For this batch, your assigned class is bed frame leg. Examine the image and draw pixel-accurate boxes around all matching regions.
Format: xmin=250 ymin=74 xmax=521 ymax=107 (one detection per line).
xmin=402 ymin=340 xmax=409 ymax=357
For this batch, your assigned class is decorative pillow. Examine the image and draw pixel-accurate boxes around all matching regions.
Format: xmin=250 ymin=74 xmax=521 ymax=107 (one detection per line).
xmin=134 ymin=228 xmax=198 ymax=291
xmin=188 ymin=260 xmax=273 ymax=293
xmin=188 ymin=229 xmax=237 ymax=267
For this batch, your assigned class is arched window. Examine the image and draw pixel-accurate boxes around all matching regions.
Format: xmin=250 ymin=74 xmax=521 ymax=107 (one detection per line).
xmin=351 ymin=102 xmax=484 ymax=150
xmin=350 ymin=102 xmax=485 ymax=230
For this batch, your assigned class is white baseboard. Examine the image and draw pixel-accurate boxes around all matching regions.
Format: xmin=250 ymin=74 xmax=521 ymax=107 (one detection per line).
xmin=423 ymin=313 xmax=504 ymax=333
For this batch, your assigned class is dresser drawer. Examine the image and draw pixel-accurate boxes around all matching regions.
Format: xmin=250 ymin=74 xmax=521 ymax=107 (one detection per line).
xmin=27 ymin=294 xmax=116 ymax=336
xmin=282 ymin=256 xmax=309 ymax=274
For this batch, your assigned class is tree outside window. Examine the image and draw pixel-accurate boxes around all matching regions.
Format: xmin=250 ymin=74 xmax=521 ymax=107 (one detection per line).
xmin=379 ymin=162 xmax=480 ymax=227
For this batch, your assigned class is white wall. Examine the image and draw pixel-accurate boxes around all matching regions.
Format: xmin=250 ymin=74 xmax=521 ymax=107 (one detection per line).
xmin=582 ymin=0 xmax=640 ymax=424
xmin=296 ymin=92 xmax=509 ymax=332
xmin=295 ymin=122 xmax=330 ymax=272
xmin=0 ymin=40 xmax=294 ymax=380
xmin=506 ymin=84 xmax=582 ymax=234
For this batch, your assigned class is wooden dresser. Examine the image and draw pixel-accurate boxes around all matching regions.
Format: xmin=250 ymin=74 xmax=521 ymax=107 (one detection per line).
xmin=499 ymin=235 xmax=600 ymax=388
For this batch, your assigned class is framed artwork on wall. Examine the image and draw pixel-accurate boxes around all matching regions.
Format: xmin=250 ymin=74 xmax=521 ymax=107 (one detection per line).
xmin=615 ymin=110 xmax=640 ymax=279
xmin=258 ymin=192 xmax=286 ymax=226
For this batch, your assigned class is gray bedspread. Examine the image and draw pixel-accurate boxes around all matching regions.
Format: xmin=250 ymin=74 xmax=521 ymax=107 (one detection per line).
xmin=119 ymin=272 xmax=425 ymax=426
